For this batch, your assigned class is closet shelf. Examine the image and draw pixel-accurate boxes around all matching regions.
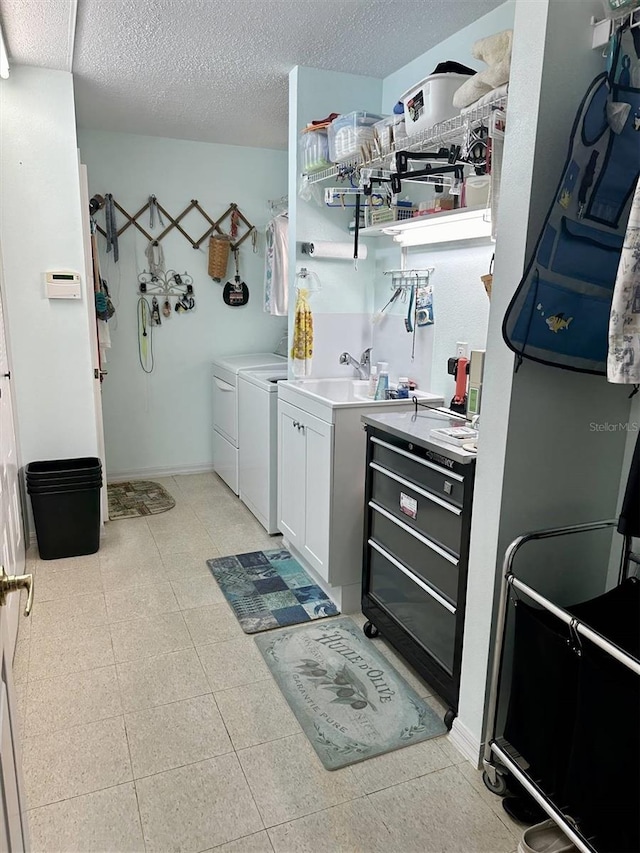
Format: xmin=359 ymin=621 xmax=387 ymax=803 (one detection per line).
xmin=301 ymin=94 xmax=507 ymax=186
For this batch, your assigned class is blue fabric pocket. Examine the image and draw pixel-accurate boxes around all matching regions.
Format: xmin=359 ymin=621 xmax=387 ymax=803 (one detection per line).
xmin=511 ymin=276 xmax=611 ymax=362
xmin=537 ymin=224 xmax=557 ymax=269
xmin=551 ymin=218 xmax=623 ymax=289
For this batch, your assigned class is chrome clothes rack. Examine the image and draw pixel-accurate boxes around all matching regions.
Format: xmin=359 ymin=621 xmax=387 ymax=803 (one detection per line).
xmin=383 ymin=267 xmax=434 ymax=290
xmin=482 ymin=520 xmax=639 ymax=853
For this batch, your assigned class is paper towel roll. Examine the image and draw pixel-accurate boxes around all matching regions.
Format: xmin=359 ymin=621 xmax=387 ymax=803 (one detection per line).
xmin=307 ymin=241 xmax=367 ymax=260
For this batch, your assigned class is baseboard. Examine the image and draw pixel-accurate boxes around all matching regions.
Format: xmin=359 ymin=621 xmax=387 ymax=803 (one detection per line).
xmin=449 ymin=717 xmax=483 ymax=767
xmin=107 ymin=463 xmax=215 ymax=482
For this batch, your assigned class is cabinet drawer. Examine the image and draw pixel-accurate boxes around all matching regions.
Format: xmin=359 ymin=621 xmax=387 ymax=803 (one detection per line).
xmin=368 ymin=541 xmax=456 ymax=675
xmin=370 ymin=436 xmax=465 ymax=507
xmin=370 ymin=503 xmax=458 ymax=603
xmin=370 ymin=462 xmax=461 ymax=556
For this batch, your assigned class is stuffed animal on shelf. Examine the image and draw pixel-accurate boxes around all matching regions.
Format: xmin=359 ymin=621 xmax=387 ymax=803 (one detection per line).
xmin=453 ymin=30 xmax=513 ymax=109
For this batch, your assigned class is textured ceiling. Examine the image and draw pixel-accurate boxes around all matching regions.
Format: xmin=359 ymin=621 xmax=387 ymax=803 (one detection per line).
xmin=1 ymin=0 xmax=504 ymax=149
xmin=0 ymin=0 xmax=77 ymax=71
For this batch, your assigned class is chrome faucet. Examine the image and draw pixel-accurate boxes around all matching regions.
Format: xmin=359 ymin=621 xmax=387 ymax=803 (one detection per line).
xmin=339 ymin=347 xmax=372 ymax=380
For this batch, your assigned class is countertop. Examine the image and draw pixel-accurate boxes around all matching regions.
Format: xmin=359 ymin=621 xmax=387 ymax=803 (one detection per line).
xmin=361 ymin=410 xmax=478 ymax=465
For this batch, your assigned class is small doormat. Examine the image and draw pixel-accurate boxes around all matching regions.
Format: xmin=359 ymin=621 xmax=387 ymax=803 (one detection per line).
xmin=107 ymin=480 xmax=176 ymax=519
xmin=206 ymin=548 xmax=339 ymax=633
xmin=255 ymin=616 xmax=447 ymax=770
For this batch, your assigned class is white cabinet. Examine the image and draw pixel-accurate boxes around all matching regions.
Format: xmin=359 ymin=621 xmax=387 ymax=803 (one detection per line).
xmin=278 ymin=400 xmax=332 ymax=579
xmin=277 ymin=384 xmax=445 ymax=611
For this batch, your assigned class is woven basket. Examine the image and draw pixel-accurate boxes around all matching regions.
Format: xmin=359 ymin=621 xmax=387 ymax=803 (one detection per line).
xmin=208 ymin=235 xmax=231 ymax=280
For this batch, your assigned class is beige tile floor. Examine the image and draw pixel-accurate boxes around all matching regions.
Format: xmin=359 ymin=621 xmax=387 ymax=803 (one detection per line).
xmin=14 ymin=472 xmax=522 ymax=853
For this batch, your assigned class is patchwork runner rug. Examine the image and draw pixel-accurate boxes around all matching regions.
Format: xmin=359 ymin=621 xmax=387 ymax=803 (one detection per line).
xmin=206 ymin=548 xmax=339 ymax=633
xmin=255 ymin=616 xmax=446 ymax=769
xmin=107 ymin=480 xmax=176 ymax=519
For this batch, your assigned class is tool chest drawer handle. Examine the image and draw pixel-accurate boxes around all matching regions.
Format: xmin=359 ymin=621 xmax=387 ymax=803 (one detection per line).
xmin=368 ymin=539 xmax=457 ymax=615
xmin=369 ymin=462 xmax=462 ymax=516
xmin=369 ymin=501 xmax=459 ymax=566
xmin=370 ymin=436 xmax=464 ymax=483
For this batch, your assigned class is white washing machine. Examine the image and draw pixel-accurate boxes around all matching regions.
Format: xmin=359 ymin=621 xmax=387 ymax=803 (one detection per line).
xmin=212 ymin=353 xmax=286 ymax=494
xmin=238 ymin=366 xmax=288 ymax=534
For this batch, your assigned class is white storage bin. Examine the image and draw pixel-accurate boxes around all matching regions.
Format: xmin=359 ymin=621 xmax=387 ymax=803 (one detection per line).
xmin=400 ymin=73 xmax=468 ymax=136
xmin=464 ymin=174 xmax=491 ymax=208
xmin=373 ymin=115 xmax=409 ymax=155
xmin=300 ymin=127 xmax=332 ymax=174
xmin=328 ymin=111 xmax=384 ymax=163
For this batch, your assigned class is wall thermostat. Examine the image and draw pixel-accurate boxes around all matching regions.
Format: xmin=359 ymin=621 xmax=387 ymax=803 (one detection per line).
xmin=44 ymin=271 xmax=82 ymax=300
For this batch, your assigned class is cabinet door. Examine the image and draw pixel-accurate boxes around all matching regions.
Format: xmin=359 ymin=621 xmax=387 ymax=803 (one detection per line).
xmin=302 ymin=414 xmax=333 ymax=581
xmin=277 ymin=402 xmax=306 ymax=550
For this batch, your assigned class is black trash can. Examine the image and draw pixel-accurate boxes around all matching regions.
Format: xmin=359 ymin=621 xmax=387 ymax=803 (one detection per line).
xmin=26 ymin=457 xmax=102 ymax=560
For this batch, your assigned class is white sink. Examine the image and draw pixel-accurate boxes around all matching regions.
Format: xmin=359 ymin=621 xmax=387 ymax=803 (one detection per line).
xmin=283 ymin=377 xmax=442 ymax=409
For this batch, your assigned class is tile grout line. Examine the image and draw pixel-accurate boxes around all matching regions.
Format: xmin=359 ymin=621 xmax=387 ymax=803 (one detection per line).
xmin=24 ymin=777 xmax=141 ymax=814
xmin=208 ymin=690 xmax=268 ymax=835
xmin=120 ymin=707 xmax=149 ymax=853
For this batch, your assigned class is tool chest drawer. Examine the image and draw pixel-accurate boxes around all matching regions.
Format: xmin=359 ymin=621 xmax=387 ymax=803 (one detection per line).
xmin=368 ymin=541 xmax=456 ymax=675
xmin=370 ymin=436 xmax=466 ymax=507
xmin=370 ymin=461 xmax=462 ymax=557
xmin=370 ymin=502 xmax=458 ymax=603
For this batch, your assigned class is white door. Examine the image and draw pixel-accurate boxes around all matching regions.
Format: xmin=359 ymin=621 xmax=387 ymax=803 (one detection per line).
xmin=0 ymin=246 xmax=25 ymax=658
xmin=0 ymin=241 xmax=29 ymax=851
xmin=79 ymin=160 xmax=108 ymax=523
xmin=0 ymin=621 xmax=28 ymax=852
xmin=277 ymin=402 xmax=306 ymax=549
xmin=301 ymin=413 xmax=333 ymax=581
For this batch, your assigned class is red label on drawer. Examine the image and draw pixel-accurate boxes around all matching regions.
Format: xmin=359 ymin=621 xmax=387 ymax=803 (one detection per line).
xmin=400 ymin=492 xmax=418 ymax=519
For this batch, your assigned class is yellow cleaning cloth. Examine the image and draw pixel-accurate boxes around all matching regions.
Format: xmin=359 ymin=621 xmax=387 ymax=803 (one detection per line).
xmin=291 ymin=287 xmax=313 ymax=377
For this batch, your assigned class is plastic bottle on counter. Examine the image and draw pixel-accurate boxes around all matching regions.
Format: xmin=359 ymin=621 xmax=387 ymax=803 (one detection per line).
xmin=397 ymin=377 xmax=410 ymax=399
xmin=367 ymin=365 xmax=378 ymax=398
xmin=374 ymin=362 xmax=389 ymax=401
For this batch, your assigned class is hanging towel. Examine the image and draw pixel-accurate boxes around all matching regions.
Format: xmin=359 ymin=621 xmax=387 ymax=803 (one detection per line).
xmin=97 ymin=319 xmax=111 ymax=364
xmin=104 ymin=194 xmax=119 ymax=262
xmin=607 ymin=177 xmax=640 ymax=384
xmin=291 ymin=287 xmax=313 ymax=377
xmin=264 ymin=213 xmax=288 ymax=316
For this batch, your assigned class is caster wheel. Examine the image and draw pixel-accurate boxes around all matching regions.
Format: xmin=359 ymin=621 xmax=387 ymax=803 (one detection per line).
xmin=482 ymin=769 xmax=508 ymax=797
xmin=444 ymin=708 xmax=456 ymax=731
xmin=363 ymin=621 xmax=379 ymax=639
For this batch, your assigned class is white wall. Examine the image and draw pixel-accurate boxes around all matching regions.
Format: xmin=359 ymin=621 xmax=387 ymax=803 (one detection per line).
xmin=454 ymin=0 xmax=633 ymax=759
xmin=0 ymin=68 xmax=99 ymax=481
xmin=78 ymin=129 xmax=288 ymax=478
xmin=288 ymin=67 xmax=382 ymax=378
xmin=370 ymin=239 xmax=492 ymax=393
xmin=382 ymin=1 xmax=516 ymax=114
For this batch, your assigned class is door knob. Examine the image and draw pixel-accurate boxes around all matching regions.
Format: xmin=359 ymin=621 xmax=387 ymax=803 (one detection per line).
xmin=0 ymin=565 xmax=34 ymax=617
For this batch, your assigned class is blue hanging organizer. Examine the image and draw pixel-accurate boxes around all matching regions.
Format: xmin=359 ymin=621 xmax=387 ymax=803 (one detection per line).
xmin=502 ymin=23 xmax=640 ymax=375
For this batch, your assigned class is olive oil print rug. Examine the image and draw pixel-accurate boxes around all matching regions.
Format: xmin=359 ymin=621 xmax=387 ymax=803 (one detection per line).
xmin=206 ymin=549 xmax=339 ymax=633
xmin=255 ymin=616 xmax=447 ymax=770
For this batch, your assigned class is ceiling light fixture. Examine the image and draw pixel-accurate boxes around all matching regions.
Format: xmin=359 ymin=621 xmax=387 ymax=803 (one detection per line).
xmin=385 ymin=207 xmax=492 ymax=247
xmin=0 ymin=23 xmax=9 ymax=79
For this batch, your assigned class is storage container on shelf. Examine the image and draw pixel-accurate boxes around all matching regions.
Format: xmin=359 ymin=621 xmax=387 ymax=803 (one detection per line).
xmin=299 ymin=126 xmax=332 ymax=173
xmin=328 ymin=111 xmax=384 ymax=163
xmin=463 ymin=174 xmax=491 ymax=208
xmin=365 ymin=200 xmax=416 ymax=228
xmin=400 ymin=73 xmax=468 ymax=137
xmin=373 ymin=115 xmax=409 ymax=156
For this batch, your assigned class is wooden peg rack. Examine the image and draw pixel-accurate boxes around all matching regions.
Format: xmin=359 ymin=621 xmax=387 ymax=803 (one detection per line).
xmin=95 ymin=197 xmax=255 ymax=251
